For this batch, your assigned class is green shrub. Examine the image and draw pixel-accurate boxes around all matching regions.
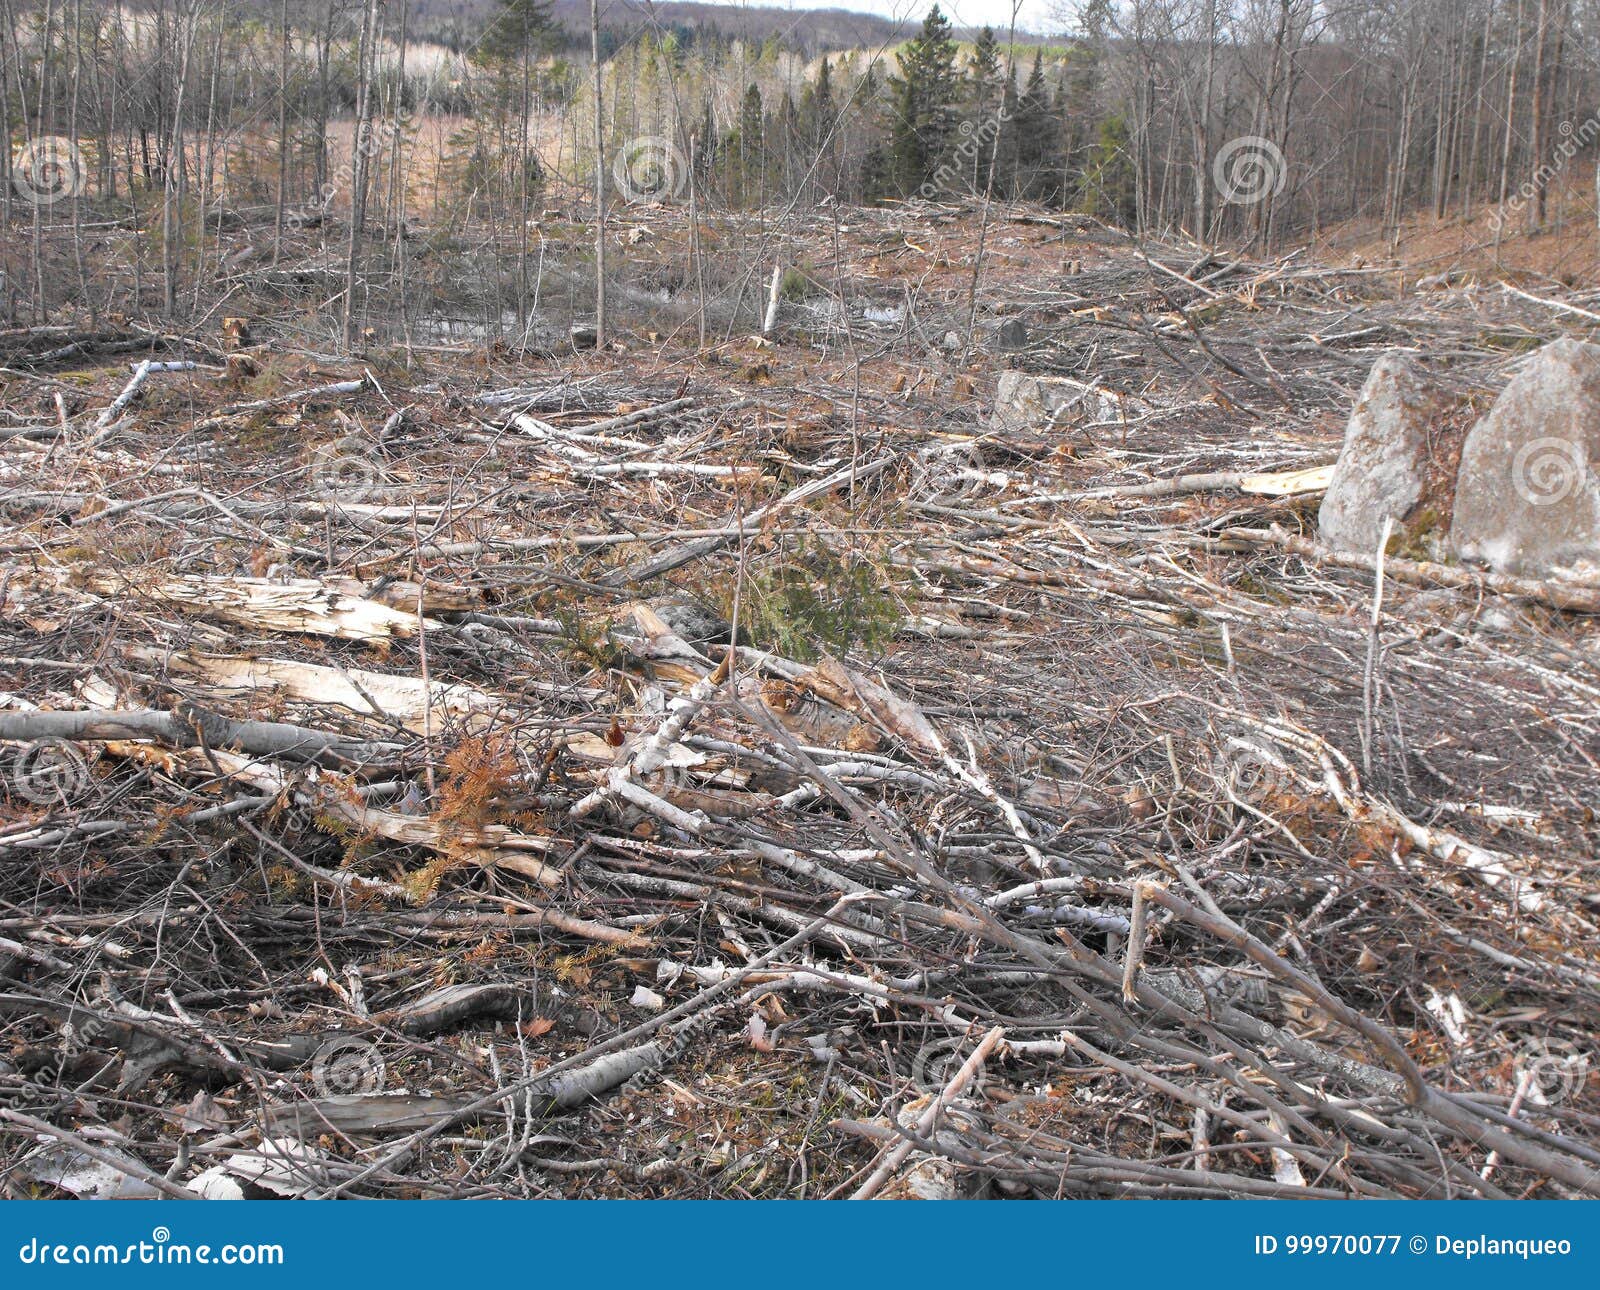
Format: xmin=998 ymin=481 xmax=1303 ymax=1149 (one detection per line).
xmin=727 ymin=539 xmax=901 ymax=662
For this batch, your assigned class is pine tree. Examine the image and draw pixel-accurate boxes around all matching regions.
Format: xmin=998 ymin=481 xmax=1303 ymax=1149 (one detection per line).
xmin=813 ymin=56 xmax=836 ymax=148
xmin=857 ymin=63 xmax=894 ymax=202
xmin=887 ymin=5 xmax=960 ymax=196
xmin=1078 ymin=0 xmax=1113 ymax=44
xmin=727 ymin=82 xmax=766 ymax=207
xmin=694 ymin=97 xmax=719 ymax=198
xmin=800 ymin=56 xmax=839 ymax=199
xmin=471 ymin=0 xmax=554 ymax=324
xmin=1078 ymin=113 xmax=1135 ymax=223
xmin=477 ymin=0 xmax=555 ymax=64
xmin=1056 ymin=38 xmax=1101 ymax=200
xmin=996 ymin=64 xmax=1020 ymax=198
xmin=965 ymin=26 xmax=1002 ymax=191
xmin=779 ymin=90 xmax=799 ymax=194
xmin=1013 ymin=50 xmax=1058 ymax=201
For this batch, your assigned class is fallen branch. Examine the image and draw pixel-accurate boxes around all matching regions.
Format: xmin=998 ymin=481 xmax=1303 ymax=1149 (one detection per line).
xmin=1223 ymin=524 xmax=1600 ymax=613
xmin=0 ymin=706 xmax=399 ymax=768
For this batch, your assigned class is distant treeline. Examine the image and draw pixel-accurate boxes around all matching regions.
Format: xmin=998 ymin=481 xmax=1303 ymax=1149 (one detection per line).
xmin=3 ymin=0 xmax=1596 ymax=257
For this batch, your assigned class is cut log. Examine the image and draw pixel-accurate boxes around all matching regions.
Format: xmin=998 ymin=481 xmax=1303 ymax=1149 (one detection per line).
xmin=0 ymin=706 xmax=399 ymax=769
xmin=77 ymin=573 xmax=439 ymax=640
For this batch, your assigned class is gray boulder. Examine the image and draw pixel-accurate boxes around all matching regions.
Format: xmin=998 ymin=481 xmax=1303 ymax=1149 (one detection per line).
xmin=990 ymin=371 xmax=1131 ymax=434
xmin=1449 ymin=338 xmax=1600 ymax=579
xmin=995 ymin=318 xmax=1028 ymax=351
xmin=648 ymin=594 xmax=730 ymax=647
xmin=1319 ymin=353 xmax=1449 ymax=554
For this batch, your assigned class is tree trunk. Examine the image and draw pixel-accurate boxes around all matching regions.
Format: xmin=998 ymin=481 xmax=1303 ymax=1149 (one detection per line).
xmin=591 ymin=0 xmax=607 ymax=347
xmin=341 ymin=0 xmax=380 ymax=349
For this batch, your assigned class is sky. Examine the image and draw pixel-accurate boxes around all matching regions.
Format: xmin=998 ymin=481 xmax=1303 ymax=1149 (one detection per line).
xmin=713 ymin=0 xmax=1064 ymax=37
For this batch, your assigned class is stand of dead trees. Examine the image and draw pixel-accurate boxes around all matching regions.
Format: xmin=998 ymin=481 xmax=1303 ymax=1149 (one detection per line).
xmin=7 ymin=0 xmax=1600 ymax=337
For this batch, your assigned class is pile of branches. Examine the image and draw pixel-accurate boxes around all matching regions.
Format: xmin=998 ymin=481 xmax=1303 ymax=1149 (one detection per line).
xmin=0 ymin=216 xmax=1596 ymax=1199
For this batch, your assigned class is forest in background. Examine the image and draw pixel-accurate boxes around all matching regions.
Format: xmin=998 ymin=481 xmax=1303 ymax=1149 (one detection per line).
xmin=2 ymin=0 xmax=1599 ymax=335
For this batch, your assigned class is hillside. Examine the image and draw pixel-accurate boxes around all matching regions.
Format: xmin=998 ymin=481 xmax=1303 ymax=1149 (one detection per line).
xmin=300 ymin=0 xmax=925 ymax=53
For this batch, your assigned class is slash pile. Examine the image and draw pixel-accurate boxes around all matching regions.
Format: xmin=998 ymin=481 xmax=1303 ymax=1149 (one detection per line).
xmin=0 ymin=209 xmax=1596 ymax=1198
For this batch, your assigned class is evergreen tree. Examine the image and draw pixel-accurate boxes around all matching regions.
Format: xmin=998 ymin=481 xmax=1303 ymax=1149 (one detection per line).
xmin=477 ymin=0 xmax=554 ymax=65
xmin=694 ymin=97 xmax=719 ymax=198
xmin=1057 ymin=5 xmax=1110 ymax=208
xmin=813 ymin=56 xmax=836 ymax=147
xmin=1013 ymin=50 xmax=1058 ymax=201
xmin=1051 ymin=80 xmax=1072 ymax=206
xmin=887 ymin=5 xmax=959 ymax=196
xmin=1078 ymin=113 xmax=1135 ymax=224
xmin=801 ymin=56 xmax=840 ymax=199
xmin=996 ymin=64 xmax=1020 ymax=198
xmin=965 ymin=26 xmax=1002 ymax=191
xmin=1077 ymin=0 xmax=1113 ymax=43
xmin=727 ymin=82 xmax=766 ymax=207
xmin=857 ymin=63 xmax=895 ymax=202
xmin=779 ymin=89 xmax=799 ymax=194
xmin=470 ymin=0 xmax=554 ymax=321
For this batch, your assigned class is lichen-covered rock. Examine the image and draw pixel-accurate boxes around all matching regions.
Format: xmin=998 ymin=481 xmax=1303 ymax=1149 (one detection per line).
xmin=1449 ymin=338 xmax=1600 ymax=579
xmin=1319 ymin=353 xmax=1450 ymax=554
xmin=990 ymin=371 xmax=1133 ymax=433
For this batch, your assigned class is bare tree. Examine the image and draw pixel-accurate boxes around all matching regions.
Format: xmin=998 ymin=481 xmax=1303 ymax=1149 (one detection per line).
xmin=591 ymin=0 xmax=606 ymax=346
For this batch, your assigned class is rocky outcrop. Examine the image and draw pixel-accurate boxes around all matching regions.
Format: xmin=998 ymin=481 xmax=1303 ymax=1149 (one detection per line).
xmin=1318 ymin=353 xmax=1451 ymax=555
xmin=1449 ymin=338 xmax=1600 ymax=580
